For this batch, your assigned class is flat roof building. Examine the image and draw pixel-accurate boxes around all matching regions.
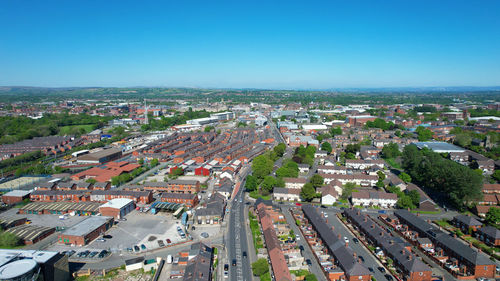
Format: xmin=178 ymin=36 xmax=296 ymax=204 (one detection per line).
xmin=58 ymin=216 xmax=113 ymax=246
xmin=0 ymin=249 xmax=69 ymax=281
xmin=413 ymin=142 xmax=466 ymax=153
xmin=99 ymin=198 xmax=135 ymax=219
xmin=77 ymin=148 xmax=122 ymax=164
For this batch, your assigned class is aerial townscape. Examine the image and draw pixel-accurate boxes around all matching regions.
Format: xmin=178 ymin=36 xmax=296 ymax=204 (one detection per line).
xmin=0 ymin=89 xmax=499 ymax=281
xmin=1 ymin=1 xmax=500 ymax=281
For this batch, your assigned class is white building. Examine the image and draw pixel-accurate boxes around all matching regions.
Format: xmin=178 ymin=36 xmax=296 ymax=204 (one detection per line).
xmin=283 ymin=178 xmax=307 ymax=189
xmin=272 ymin=188 xmax=301 ymax=202
xmin=351 ymin=191 xmax=397 ymax=208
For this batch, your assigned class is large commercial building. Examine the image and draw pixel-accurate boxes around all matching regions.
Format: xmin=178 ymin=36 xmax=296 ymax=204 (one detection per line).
xmin=76 ymin=148 xmax=122 ymax=164
xmin=98 ymin=198 xmax=135 ymax=219
xmin=0 ymin=249 xmax=70 ymax=281
xmin=58 ymin=216 xmax=114 ymax=246
xmin=1 ymin=190 xmax=31 ymax=205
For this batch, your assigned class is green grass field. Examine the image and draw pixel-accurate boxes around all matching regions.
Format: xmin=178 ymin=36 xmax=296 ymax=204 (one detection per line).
xmin=58 ymin=124 xmax=95 ymax=135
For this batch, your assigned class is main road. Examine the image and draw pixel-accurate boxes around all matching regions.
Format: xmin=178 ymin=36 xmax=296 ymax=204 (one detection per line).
xmin=227 ymin=167 xmax=252 ymax=281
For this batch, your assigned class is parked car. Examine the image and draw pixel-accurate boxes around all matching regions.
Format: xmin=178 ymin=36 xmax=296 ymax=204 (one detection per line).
xmin=96 ymin=238 xmax=106 ymax=242
xmin=89 ymin=251 xmax=99 ymax=258
xmin=166 ymin=238 xmax=172 ymax=244
xmin=224 ymin=264 xmax=229 ymax=271
xmin=378 ymin=267 xmax=386 ymax=273
xmin=134 ymin=245 xmax=140 ymax=252
xmin=126 ymin=248 xmax=133 ymax=253
xmin=140 ymin=244 xmax=146 ymax=250
xmin=103 ymin=235 xmax=112 ymax=239
xmin=232 ymin=259 xmax=237 ymax=266
xmin=158 ymin=240 xmax=165 ymax=247
xmin=200 ymin=232 xmax=209 ymax=238
xmin=295 ymin=203 xmax=302 ymax=206
xmin=243 ymin=251 xmax=247 ymax=258
xmin=358 ymin=255 xmax=365 ymax=263
xmin=352 ymin=238 xmax=359 ymax=244
xmin=299 ymin=245 xmax=304 ymax=251
xmin=79 ymin=250 xmax=90 ymax=258
xmin=385 ymin=274 xmax=393 ymax=281
xmin=306 ymin=259 xmax=312 ymax=265
xmin=368 ymin=267 xmax=374 ymax=273
xmin=343 ymin=237 xmax=349 ymax=243
xmin=98 ymin=250 xmax=108 ymax=258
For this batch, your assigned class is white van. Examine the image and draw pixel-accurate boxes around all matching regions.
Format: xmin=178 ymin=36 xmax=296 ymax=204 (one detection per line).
xmin=167 ymin=255 xmax=173 ymax=264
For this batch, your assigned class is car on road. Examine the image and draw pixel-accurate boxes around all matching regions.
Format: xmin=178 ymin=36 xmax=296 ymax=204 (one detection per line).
xmin=343 ymin=237 xmax=349 ymax=243
xmin=140 ymin=244 xmax=146 ymax=251
xmin=134 ymin=245 xmax=140 ymax=252
xmin=299 ymin=245 xmax=304 ymax=251
xmin=243 ymin=251 xmax=247 ymax=258
xmin=103 ymin=235 xmax=112 ymax=239
xmin=358 ymin=255 xmax=364 ymax=263
xmin=232 ymin=259 xmax=237 ymax=266
xmin=306 ymin=259 xmax=312 ymax=265
xmin=224 ymin=264 xmax=229 ymax=271
xmin=295 ymin=203 xmax=302 ymax=206
xmin=119 ymin=218 xmax=127 ymax=221
xmin=200 ymin=232 xmax=209 ymax=238
xmin=324 ymin=213 xmax=328 ymax=218
xmin=378 ymin=267 xmax=386 ymax=273
xmin=352 ymin=237 xmax=359 ymax=244
xmin=158 ymin=240 xmax=165 ymax=247
xmin=96 ymin=238 xmax=106 ymax=242
xmin=368 ymin=267 xmax=374 ymax=273
xmin=385 ymin=274 xmax=393 ymax=281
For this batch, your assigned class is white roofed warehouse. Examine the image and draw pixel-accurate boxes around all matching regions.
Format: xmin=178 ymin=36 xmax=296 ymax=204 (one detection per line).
xmin=99 ymin=198 xmax=135 ymax=219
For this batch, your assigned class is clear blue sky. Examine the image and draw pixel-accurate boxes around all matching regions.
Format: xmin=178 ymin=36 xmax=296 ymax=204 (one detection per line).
xmin=1 ymin=0 xmax=499 ymax=88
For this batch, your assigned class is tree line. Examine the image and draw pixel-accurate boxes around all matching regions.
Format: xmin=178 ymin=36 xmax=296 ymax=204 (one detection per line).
xmin=402 ymin=144 xmax=483 ymax=210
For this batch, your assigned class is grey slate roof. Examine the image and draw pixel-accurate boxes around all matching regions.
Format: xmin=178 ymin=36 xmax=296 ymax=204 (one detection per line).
xmin=477 ymin=226 xmax=500 ymax=239
xmin=395 ymin=210 xmax=494 ymax=266
xmin=344 ymin=208 xmax=431 ymax=274
xmin=454 ymin=215 xmax=483 ymax=227
xmin=302 ymin=205 xmax=370 ymax=277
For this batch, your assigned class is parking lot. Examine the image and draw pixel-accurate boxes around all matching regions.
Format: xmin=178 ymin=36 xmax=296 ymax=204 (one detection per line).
xmin=47 ymin=210 xmax=188 ymax=255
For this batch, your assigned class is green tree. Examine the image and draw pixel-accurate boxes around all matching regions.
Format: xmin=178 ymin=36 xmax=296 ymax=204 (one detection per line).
xmin=305 ymin=274 xmax=318 ymax=281
xmin=251 ymin=258 xmax=269 ymax=276
xmin=310 ymin=174 xmax=324 ymax=188
xmin=376 ymin=180 xmax=385 ymax=189
xmin=416 ymin=126 xmax=433 ymax=141
xmin=492 ymin=170 xmax=500 ymax=182
xmin=345 ymin=143 xmax=361 ymax=154
xmin=0 ymin=232 xmax=21 ymax=248
xmin=150 ymin=158 xmax=159 ymax=167
xmin=402 ymin=144 xmax=483 ymax=209
xmin=252 ymin=155 xmax=274 ymax=179
xmin=381 ymin=143 xmax=401 ymax=159
xmin=377 ymin=171 xmax=386 ymax=181
xmin=305 ymin=145 xmax=316 ymax=158
xmin=407 ymin=190 xmax=420 ymax=206
xmin=398 ymin=172 xmax=411 ymax=183
xmin=300 ymin=183 xmax=316 ymax=202
xmin=273 ymin=143 xmax=286 ymax=157
xmin=341 ymin=182 xmax=356 ymax=200
xmin=245 ymin=175 xmax=258 ymax=191
xmin=396 ymin=195 xmax=416 ymax=209
xmin=485 ymin=207 xmax=500 ymax=226
xmin=330 ymin=126 xmax=342 ymax=137
xmin=261 ymin=176 xmax=278 ymax=193
xmin=138 ymin=158 xmax=144 ymax=165
xmin=321 ymin=142 xmax=332 ymax=154
xmin=204 ymin=125 xmax=215 ymax=132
